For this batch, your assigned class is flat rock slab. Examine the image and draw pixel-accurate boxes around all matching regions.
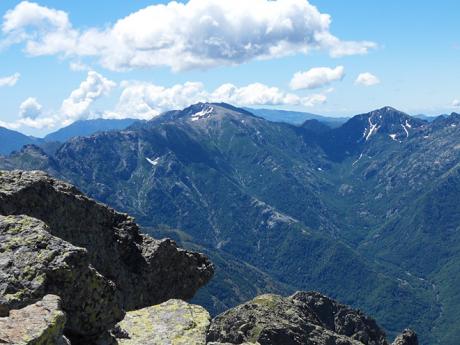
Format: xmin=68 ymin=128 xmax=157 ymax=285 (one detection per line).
xmin=115 ymin=299 xmax=210 ymax=345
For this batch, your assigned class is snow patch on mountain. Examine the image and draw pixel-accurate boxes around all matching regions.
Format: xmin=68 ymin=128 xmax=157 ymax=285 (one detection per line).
xmin=401 ymin=124 xmax=409 ymax=137
xmin=146 ymin=157 xmax=160 ymax=166
xmin=364 ymin=117 xmax=380 ymax=141
xmin=191 ymin=107 xmax=214 ymax=121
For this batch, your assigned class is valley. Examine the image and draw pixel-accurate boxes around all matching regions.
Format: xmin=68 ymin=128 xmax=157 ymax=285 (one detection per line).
xmin=1 ymin=103 xmax=459 ymax=344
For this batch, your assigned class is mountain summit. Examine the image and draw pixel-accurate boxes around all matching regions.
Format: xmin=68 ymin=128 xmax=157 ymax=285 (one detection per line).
xmin=321 ymin=106 xmax=428 ymax=160
xmin=357 ymin=106 xmax=426 ymax=141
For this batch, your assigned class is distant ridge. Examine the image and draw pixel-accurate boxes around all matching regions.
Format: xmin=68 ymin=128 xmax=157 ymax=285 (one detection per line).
xmin=246 ymin=107 xmax=348 ymax=127
xmin=0 ymin=126 xmax=42 ymax=155
xmin=44 ymin=118 xmax=140 ymax=142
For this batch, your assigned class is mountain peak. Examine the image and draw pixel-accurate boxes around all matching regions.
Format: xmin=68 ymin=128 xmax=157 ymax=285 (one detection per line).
xmin=377 ymin=105 xmax=402 ymax=113
xmin=178 ymin=102 xmax=256 ymax=123
xmin=357 ymin=106 xmax=426 ymax=141
xmin=368 ymin=106 xmax=409 ymax=119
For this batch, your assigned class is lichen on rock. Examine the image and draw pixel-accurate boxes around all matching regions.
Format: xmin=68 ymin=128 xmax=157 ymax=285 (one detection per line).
xmin=0 ymin=170 xmax=214 ymax=311
xmin=0 ymin=170 xmax=214 ymax=344
xmin=0 ymin=294 xmax=68 ymax=345
xmin=113 ymin=299 xmax=211 ymax=345
xmin=0 ymin=214 xmax=123 ymax=340
xmin=207 ymin=292 xmax=401 ymax=345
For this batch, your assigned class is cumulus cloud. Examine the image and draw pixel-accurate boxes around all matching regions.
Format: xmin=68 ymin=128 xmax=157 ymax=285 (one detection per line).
xmin=212 ymin=83 xmax=302 ymax=106
xmin=1 ymin=71 xmax=116 ymax=131
xmin=452 ymin=99 xmax=460 ymax=107
xmin=110 ymin=80 xmax=327 ymax=119
xmin=111 ymin=81 xmax=208 ymax=119
xmin=1 ymin=0 xmax=376 ymax=71
xmin=19 ymin=97 xmax=42 ymax=119
xmin=290 ymin=66 xmax=344 ymax=90
xmin=0 ymin=72 xmax=20 ymax=87
xmin=355 ymin=72 xmax=380 ymax=86
xmin=7 ymin=97 xmax=54 ymax=129
xmin=61 ymin=71 xmax=116 ymax=121
xmin=2 ymin=1 xmax=69 ymax=33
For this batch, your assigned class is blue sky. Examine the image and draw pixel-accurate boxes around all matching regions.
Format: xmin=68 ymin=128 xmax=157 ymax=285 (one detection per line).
xmin=0 ymin=0 xmax=459 ymax=136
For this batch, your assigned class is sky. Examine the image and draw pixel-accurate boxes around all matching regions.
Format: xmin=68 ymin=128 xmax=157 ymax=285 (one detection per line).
xmin=0 ymin=0 xmax=459 ymax=136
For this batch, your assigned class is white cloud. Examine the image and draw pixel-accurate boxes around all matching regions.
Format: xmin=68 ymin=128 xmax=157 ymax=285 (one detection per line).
xmin=290 ymin=66 xmax=344 ymax=90
xmin=2 ymin=1 xmax=69 ymax=33
xmin=2 ymin=0 xmax=376 ymax=71
xmin=355 ymin=72 xmax=380 ymax=86
xmin=16 ymin=116 xmax=56 ymax=129
xmin=1 ymin=71 xmax=116 ymax=131
xmin=19 ymin=97 xmax=42 ymax=119
xmin=8 ymin=97 xmax=55 ymax=129
xmin=0 ymin=73 xmax=20 ymax=87
xmin=111 ymin=80 xmax=328 ymax=119
xmin=302 ymin=93 xmax=327 ymax=107
xmin=69 ymin=61 xmax=89 ymax=71
xmin=61 ymin=71 xmax=116 ymax=121
xmin=112 ymin=81 xmax=208 ymax=119
xmin=211 ymin=83 xmax=302 ymax=106
xmin=452 ymin=99 xmax=460 ymax=107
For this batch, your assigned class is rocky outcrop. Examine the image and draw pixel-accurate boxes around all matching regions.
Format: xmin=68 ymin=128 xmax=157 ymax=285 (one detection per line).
xmin=207 ymin=292 xmax=396 ymax=345
xmin=291 ymin=291 xmax=388 ymax=344
xmin=0 ymin=170 xmax=213 ymax=343
xmin=0 ymin=294 xmax=69 ymax=344
xmin=0 ymin=214 xmax=123 ymax=340
xmin=112 ymin=299 xmax=210 ymax=345
xmin=0 ymin=170 xmax=214 ymax=311
xmin=391 ymin=329 xmax=418 ymax=345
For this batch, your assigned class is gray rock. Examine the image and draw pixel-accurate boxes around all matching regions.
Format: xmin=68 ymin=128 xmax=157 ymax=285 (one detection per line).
xmin=207 ymin=292 xmax=407 ymax=345
xmin=0 ymin=215 xmax=123 ymax=340
xmin=0 ymin=294 xmax=67 ymax=344
xmin=391 ymin=329 xmax=418 ymax=345
xmin=0 ymin=170 xmax=214 ymax=311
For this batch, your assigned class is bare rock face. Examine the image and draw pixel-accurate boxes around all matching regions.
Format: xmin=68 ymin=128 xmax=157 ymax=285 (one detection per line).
xmin=391 ymin=329 xmax=418 ymax=345
xmin=0 ymin=170 xmax=214 ymax=311
xmin=0 ymin=215 xmax=123 ymax=339
xmin=207 ymin=292 xmax=407 ymax=345
xmin=0 ymin=294 xmax=68 ymax=345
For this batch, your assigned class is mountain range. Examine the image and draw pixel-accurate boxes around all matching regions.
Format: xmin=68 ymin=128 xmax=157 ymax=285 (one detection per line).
xmin=0 ymin=103 xmax=458 ymax=345
xmin=0 ymin=118 xmax=139 ymax=155
xmin=244 ymin=107 xmax=348 ymax=127
xmin=0 ymin=126 xmax=42 ymax=155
